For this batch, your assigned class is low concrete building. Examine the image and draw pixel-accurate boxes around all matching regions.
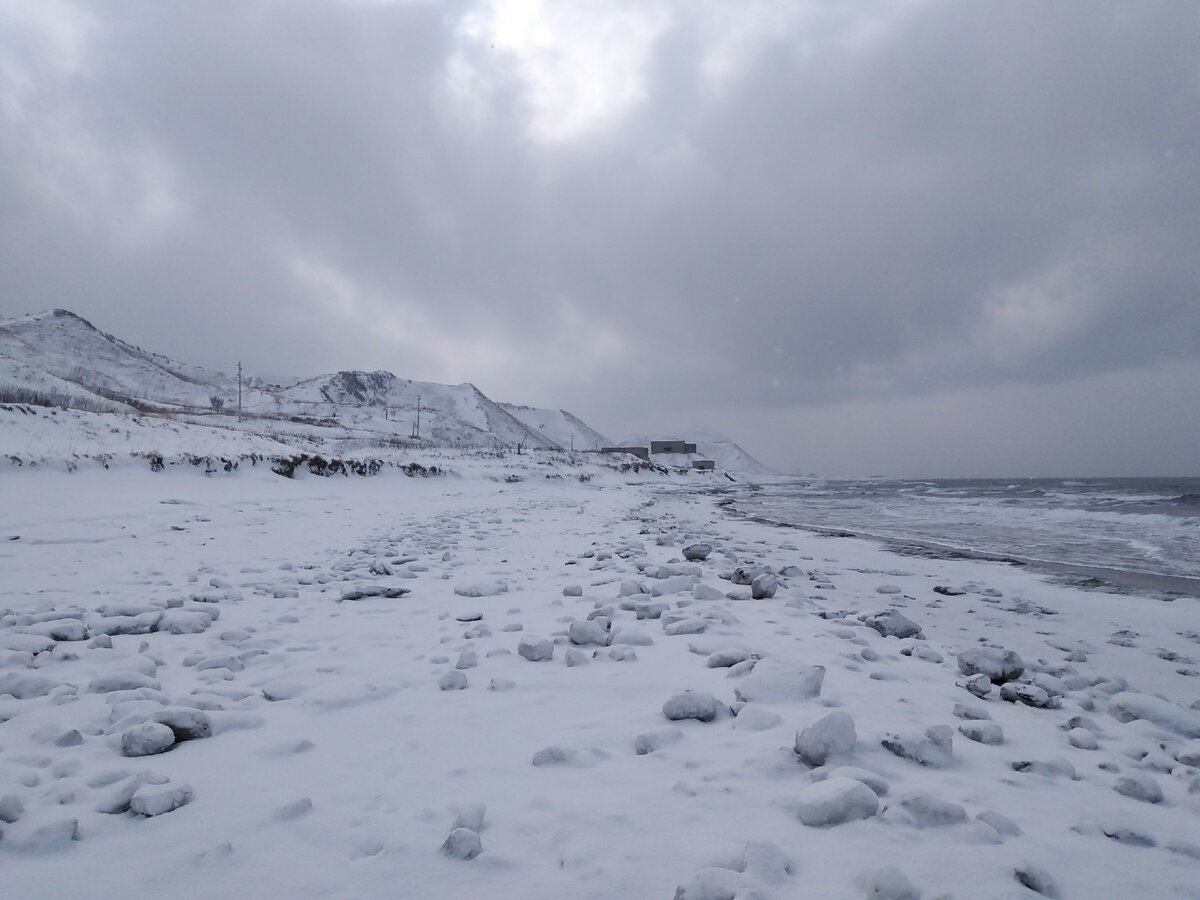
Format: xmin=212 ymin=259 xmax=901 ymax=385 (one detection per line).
xmin=650 ymin=440 xmax=697 ymax=455
xmin=692 ymin=459 xmax=715 ymax=471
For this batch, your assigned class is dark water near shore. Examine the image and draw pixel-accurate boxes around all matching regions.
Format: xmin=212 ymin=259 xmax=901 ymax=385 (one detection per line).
xmin=725 ymin=477 xmax=1200 ymax=597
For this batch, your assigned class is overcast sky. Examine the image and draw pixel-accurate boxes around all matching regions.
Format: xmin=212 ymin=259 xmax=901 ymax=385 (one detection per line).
xmin=2 ymin=0 xmax=1198 ymax=476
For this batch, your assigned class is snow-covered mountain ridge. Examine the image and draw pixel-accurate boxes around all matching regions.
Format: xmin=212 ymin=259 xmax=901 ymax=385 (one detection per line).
xmin=0 ymin=309 xmax=770 ymax=474
xmin=0 ymin=310 xmax=599 ymax=455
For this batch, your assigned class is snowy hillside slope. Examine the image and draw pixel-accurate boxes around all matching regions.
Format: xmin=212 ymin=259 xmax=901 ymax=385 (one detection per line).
xmin=499 ymin=403 xmax=611 ymax=451
xmin=683 ymin=425 xmax=776 ymax=475
xmin=0 ymin=310 xmax=594 ymax=454
xmin=274 ymin=373 xmax=562 ymax=450
xmin=0 ymin=310 xmax=230 ymax=410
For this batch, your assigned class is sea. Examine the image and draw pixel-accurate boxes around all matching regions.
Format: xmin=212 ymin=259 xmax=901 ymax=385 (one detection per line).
xmin=722 ymin=477 xmax=1200 ymax=598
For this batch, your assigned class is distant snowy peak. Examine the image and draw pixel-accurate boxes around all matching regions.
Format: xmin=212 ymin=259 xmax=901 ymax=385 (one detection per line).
xmin=689 ymin=435 xmax=774 ymax=476
xmin=499 ymin=403 xmax=611 ymax=452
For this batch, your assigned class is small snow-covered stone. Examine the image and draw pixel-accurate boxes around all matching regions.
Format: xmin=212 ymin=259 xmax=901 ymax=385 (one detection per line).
xmin=569 ymin=618 xmax=610 ymax=646
xmin=651 ymin=574 xmax=699 ymax=597
xmin=733 ymin=657 xmax=824 ymax=703
xmin=676 ymin=867 xmax=742 ymax=900
xmin=456 ymin=649 xmax=478 ymax=670
xmin=21 ymin=618 xmax=88 ymax=642
xmin=121 ymin=722 xmax=176 ymax=757
xmin=864 ymin=610 xmax=923 ymax=639
xmin=158 ymin=610 xmax=213 ymax=635
xmin=881 ymin=726 xmax=953 ymax=767
xmin=88 ymin=672 xmax=161 ymax=694
xmin=1014 ymin=863 xmax=1059 ymax=897
xmin=517 ymin=636 xmax=554 ymax=662
xmin=738 ymin=840 xmax=793 ymax=885
xmin=635 ymin=726 xmax=684 ymax=755
xmin=531 ymin=745 xmax=578 ymax=766
xmin=1067 ymin=727 xmax=1099 ymax=750
xmin=1001 ymin=683 xmax=1056 ymax=708
xmin=610 ymin=628 xmax=654 ymax=646
xmin=1011 ymin=758 xmax=1076 ymax=778
xmin=663 ymin=690 xmax=720 ymax=723
xmin=441 ymin=827 xmax=482 ymax=860
xmin=706 ymin=648 xmax=754 ymax=668
xmin=858 ymin=865 xmax=919 ymax=900
xmin=1115 ymin=773 xmax=1163 ymax=803
xmin=821 ymin=767 xmax=890 ymax=798
xmin=693 ymin=583 xmax=727 ymax=602
xmin=682 ymin=543 xmax=712 ymax=561
xmin=0 ymin=793 xmax=25 ymax=823
xmin=732 ymin=704 xmax=782 ymax=732
xmin=962 ymin=673 xmax=993 ymax=698
xmin=883 ymin=791 xmax=969 ymax=828
xmin=958 ymin=721 xmax=1004 ymax=745
xmin=663 ymin=617 xmax=708 ymax=636
xmin=796 ymin=777 xmax=879 ymax=826
xmin=0 ymin=672 xmax=59 ymax=699
xmin=976 ymin=810 xmax=1022 ymax=837
xmin=439 ymin=671 xmax=469 ymax=691
xmin=751 ymin=573 xmax=779 ymax=599
xmin=562 ymin=584 xmax=583 ymax=597
xmin=454 ymin=581 xmax=507 ymax=598
xmin=957 ymin=648 xmax=1025 ymax=684
xmin=795 ymin=710 xmax=857 ymax=766
xmin=129 ymin=781 xmax=193 ymax=816
xmin=564 ymin=648 xmax=589 ymax=667
xmin=731 ymin=566 xmax=768 ymax=586
xmin=633 ymin=600 xmax=670 ymax=620
xmin=261 ymin=677 xmax=306 ymax=701
xmin=275 ymin=797 xmax=314 ymax=821
xmin=453 ymin=803 xmax=487 ymax=831
xmin=150 ymin=707 xmax=213 ymax=741
xmin=952 ymin=702 xmax=992 ymax=721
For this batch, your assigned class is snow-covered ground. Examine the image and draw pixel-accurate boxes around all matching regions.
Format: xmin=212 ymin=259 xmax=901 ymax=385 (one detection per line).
xmin=2 ymin=458 xmax=1199 ymax=899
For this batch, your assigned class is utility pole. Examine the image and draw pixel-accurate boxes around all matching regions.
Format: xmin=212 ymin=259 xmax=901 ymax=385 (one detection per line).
xmin=237 ymin=361 xmax=243 ymax=422
xmin=411 ymin=395 xmax=421 ymax=440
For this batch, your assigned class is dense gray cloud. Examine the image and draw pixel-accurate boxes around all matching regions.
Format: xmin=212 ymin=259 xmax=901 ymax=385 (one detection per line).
xmin=2 ymin=0 xmax=1197 ymax=475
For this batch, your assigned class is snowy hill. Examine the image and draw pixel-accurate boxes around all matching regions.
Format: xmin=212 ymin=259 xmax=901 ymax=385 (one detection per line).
xmin=0 ymin=310 xmax=601 ymax=455
xmin=0 ymin=309 xmax=229 ymax=411
xmin=499 ymin=403 xmax=611 ymax=451
xmin=0 ymin=310 xmax=769 ymax=474
xmin=680 ymin=426 xmax=775 ymax=476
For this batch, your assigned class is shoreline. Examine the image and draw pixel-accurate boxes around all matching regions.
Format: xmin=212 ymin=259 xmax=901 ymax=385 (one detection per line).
xmin=717 ymin=497 xmax=1200 ymax=604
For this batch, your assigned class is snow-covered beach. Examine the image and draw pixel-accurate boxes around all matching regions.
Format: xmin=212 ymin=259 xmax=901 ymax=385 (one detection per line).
xmin=2 ymin=456 xmax=1199 ymax=899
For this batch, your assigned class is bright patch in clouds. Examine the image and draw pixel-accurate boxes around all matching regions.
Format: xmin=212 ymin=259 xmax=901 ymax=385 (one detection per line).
xmin=452 ymin=0 xmax=671 ymax=142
